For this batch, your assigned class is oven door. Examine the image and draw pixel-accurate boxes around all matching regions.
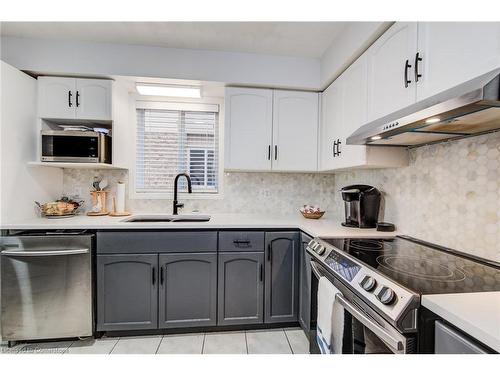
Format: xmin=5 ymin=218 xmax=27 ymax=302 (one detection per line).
xmin=41 ymin=131 xmax=100 ymax=162
xmin=310 ymin=260 xmax=416 ymax=354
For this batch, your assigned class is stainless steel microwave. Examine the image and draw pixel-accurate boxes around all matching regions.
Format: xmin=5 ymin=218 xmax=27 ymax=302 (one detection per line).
xmin=41 ymin=130 xmax=112 ymax=163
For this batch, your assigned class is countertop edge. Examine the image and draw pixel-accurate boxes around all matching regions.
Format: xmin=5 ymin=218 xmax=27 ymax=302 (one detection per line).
xmin=0 ymin=214 xmax=400 ymax=239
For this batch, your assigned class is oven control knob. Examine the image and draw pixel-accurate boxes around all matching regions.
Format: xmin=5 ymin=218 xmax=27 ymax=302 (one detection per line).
xmin=377 ymin=286 xmax=396 ymax=305
xmin=359 ymin=275 xmax=377 ymax=292
xmin=315 ymin=245 xmax=326 ymax=255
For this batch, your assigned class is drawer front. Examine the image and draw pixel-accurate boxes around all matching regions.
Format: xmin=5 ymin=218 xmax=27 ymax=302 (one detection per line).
xmin=218 ymin=231 xmax=265 ymax=252
xmin=97 ymin=231 xmax=217 ymax=254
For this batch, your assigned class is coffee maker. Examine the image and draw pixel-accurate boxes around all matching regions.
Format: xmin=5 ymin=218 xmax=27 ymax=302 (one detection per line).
xmin=341 ymin=184 xmax=381 ymax=228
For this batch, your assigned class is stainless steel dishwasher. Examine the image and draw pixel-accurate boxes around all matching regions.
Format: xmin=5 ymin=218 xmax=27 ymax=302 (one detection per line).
xmin=1 ymin=232 xmax=93 ymax=343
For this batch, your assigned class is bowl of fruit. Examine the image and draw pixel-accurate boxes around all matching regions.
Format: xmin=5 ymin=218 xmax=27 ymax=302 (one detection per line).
xmin=35 ymin=196 xmax=84 ymax=218
xmin=299 ymin=205 xmax=325 ymax=219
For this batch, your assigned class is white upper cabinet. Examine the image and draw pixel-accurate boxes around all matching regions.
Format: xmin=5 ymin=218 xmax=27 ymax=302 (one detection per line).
xmin=416 ymin=22 xmax=500 ymax=101
xmin=38 ymin=76 xmax=113 ymax=121
xmin=38 ymin=77 xmax=76 ymax=119
xmin=319 ymin=55 xmax=408 ymax=172
xmin=272 ymin=90 xmax=318 ymax=171
xmin=225 ymin=87 xmax=273 ymax=171
xmin=366 ymin=22 xmax=418 ymax=122
xmin=319 ymin=77 xmax=342 ymax=171
xmin=335 ymin=55 xmax=369 ymax=169
xmin=225 ymin=87 xmax=319 ymax=172
xmin=75 ymin=78 xmax=113 ymax=121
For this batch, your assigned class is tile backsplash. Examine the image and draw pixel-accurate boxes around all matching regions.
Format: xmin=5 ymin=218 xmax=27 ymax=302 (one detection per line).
xmin=333 ymin=131 xmax=500 ymax=262
xmin=62 ymin=170 xmax=338 ymax=216
xmin=63 ymin=131 xmax=500 ymax=262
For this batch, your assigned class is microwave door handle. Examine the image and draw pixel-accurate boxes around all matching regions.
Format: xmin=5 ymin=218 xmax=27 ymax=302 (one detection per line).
xmin=335 ymin=293 xmax=404 ymax=353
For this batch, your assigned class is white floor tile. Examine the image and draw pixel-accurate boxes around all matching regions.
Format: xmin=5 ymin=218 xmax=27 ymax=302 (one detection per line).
xmin=17 ymin=340 xmax=74 ymax=354
xmin=65 ymin=338 xmax=119 ymax=354
xmin=246 ymin=330 xmax=292 ymax=354
xmin=111 ymin=335 xmax=162 ymax=354
xmin=284 ymin=328 xmax=310 ymax=354
xmin=157 ymin=333 xmax=204 ymax=354
xmin=203 ymin=332 xmax=247 ymax=354
xmin=0 ymin=342 xmax=23 ymax=354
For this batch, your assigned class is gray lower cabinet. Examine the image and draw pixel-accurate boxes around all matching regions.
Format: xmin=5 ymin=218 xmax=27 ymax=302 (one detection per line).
xmin=97 ymin=254 xmax=158 ymax=331
xmin=299 ymin=233 xmax=312 ymax=335
xmin=218 ymin=252 xmax=264 ymax=325
xmin=158 ymin=253 xmax=217 ymax=328
xmin=264 ymin=232 xmax=300 ymax=324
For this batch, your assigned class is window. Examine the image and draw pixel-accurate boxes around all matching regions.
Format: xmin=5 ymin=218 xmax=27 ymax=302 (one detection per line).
xmin=135 ymin=105 xmax=219 ymax=195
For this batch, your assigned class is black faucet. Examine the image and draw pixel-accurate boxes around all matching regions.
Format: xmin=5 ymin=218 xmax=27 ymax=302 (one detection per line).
xmin=173 ymin=173 xmax=192 ymax=215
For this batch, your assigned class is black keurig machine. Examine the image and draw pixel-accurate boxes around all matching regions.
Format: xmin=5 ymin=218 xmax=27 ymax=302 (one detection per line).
xmin=341 ymin=184 xmax=381 ymax=228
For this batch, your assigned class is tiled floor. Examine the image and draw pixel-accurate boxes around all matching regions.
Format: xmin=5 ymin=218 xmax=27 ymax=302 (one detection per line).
xmin=0 ymin=328 xmax=309 ymax=354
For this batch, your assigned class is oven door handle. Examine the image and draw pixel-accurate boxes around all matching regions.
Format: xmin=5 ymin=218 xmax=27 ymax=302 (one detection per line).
xmin=335 ymin=293 xmax=404 ymax=352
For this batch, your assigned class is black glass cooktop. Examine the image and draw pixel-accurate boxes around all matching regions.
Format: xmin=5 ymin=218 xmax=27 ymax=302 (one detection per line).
xmin=321 ymin=236 xmax=500 ymax=295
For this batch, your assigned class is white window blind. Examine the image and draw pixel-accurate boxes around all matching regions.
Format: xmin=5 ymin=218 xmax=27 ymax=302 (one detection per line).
xmin=136 ymin=107 xmax=219 ymax=194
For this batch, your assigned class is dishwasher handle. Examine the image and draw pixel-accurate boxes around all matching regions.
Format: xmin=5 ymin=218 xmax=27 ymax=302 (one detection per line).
xmin=1 ymin=248 xmax=89 ymax=256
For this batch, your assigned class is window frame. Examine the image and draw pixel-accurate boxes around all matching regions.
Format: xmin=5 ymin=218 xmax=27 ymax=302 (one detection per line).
xmin=130 ymin=97 xmax=224 ymax=200
xmin=187 ymin=148 xmax=217 ymax=192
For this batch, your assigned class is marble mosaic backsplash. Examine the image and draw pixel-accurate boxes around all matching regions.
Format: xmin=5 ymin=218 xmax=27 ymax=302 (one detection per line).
xmin=62 ymin=171 xmax=338 ymax=217
xmin=63 ymin=131 xmax=500 ymax=262
xmin=333 ymin=131 xmax=500 ymax=262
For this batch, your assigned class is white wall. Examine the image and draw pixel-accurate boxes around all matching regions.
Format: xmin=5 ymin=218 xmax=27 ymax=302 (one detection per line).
xmin=0 ymin=61 xmax=62 ymax=224
xmin=320 ymin=22 xmax=393 ymax=89
xmin=0 ymin=36 xmax=321 ymax=90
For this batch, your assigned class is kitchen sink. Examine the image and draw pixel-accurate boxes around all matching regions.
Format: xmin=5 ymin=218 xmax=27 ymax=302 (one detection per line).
xmin=122 ymin=214 xmax=211 ymax=223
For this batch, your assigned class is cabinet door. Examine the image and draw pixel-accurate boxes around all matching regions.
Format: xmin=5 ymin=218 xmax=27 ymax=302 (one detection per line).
xmin=264 ymin=232 xmax=300 ymax=324
xmin=272 ymin=90 xmax=318 ymax=171
xmin=75 ymin=78 xmax=113 ymax=121
xmin=299 ymin=233 xmax=312 ymax=336
xmin=37 ymin=76 xmax=76 ymax=119
xmin=416 ymin=22 xmax=500 ymax=101
xmin=319 ymin=80 xmax=342 ymax=170
xmin=158 ymin=253 xmax=217 ymax=328
xmin=225 ymin=87 xmax=273 ymax=171
xmin=335 ymin=55 xmax=368 ymax=169
xmin=218 ymin=252 xmax=264 ymax=326
xmin=366 ymin=22 xmax=418 ymax=122
xmin=97 ymin=254 xmax=158 ymax=331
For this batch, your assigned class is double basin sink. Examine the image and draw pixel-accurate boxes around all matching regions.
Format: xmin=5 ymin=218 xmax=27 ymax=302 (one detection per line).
xmin=122 ymin=214 xmax=211 ymax=223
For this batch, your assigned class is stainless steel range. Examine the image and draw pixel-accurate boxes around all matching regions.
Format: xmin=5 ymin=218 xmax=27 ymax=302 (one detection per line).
xmin=306 ymin=235 xmax=500 ymax=354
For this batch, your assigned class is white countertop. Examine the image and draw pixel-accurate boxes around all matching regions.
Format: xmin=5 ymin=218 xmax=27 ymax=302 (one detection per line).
xmin=0 ymin=213 xmax=399 ymax=239
xmin=422 ymin=292 xmax=500 ymax=352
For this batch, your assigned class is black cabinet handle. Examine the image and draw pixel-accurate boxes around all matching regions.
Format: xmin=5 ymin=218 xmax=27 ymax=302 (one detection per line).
xmin=333 ymin=140 xmax=338 ymax=157
xmin=152 ymin=267 xmax=156 ymax=285
xmin=337 ymin=139 xmax=342 ymax=156
xmin=160 ymin=266 xmax=164 ymax=285
xmin=268 ymin=145 xmax=271 ymax=160
xmin=233 ymin=239 xmax=251 ymax=245
xmin=274 ymin=145 xmax=278 ymax=160
xmin=267 ymin=244 xmax=272 ymax=262
xmin=404 ymin=59 xmax=412 ymax=88
xmin=259 ymin=263 xmax=263 ymax=282
xmin=68 ymin=91 xmax=72 ymax=107
xmin=76 ymin=91 xmax=80 ymax=107
xmin=414 ymin=52 xmax=422 ymax=83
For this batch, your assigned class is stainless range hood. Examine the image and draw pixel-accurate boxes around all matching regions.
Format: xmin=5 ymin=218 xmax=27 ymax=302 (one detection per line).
xmin=347 ymin=69 xmax=500 ymax=147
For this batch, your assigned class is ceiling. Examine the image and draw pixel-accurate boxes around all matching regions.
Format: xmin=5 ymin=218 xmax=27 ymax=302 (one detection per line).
xmin=0 ymin=22 xmax=350 ymax=59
